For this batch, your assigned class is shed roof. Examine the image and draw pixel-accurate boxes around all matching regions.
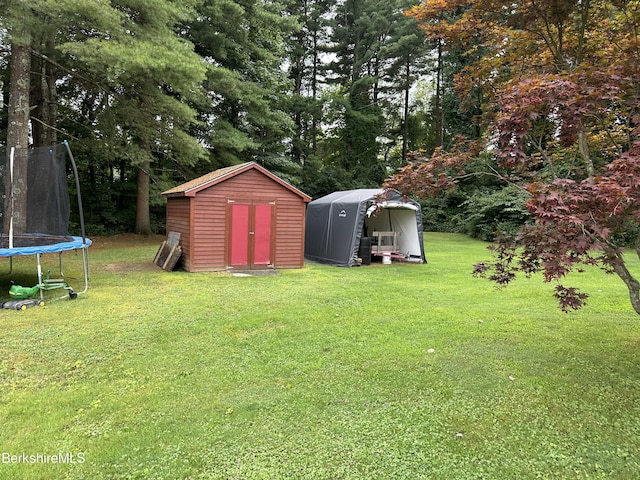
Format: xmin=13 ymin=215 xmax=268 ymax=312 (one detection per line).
xmin=162 ymin=161 xmax=311 ymax=201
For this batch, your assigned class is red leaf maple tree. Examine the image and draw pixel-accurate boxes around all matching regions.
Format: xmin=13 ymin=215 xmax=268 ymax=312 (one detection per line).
xmin=389 ymin=0 xmax=640 ymax=314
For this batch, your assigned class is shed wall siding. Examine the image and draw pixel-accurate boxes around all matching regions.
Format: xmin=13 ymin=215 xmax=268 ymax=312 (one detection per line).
xmin=191 ymin=194 xmax=227 ymax=271
xmin=165 ymin=197 xmax=193 ymax=271
xmin=273 ymin=200 xmax=306 ymax=268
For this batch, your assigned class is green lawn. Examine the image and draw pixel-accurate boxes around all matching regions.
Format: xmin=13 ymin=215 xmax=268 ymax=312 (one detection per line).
xmin=1 ymin=232 xmax=639 ymax=479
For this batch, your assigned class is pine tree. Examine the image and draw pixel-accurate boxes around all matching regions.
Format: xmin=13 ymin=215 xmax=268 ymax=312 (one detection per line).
xmin=56 ymin=0 xmax=207 ymax=234
xmin=188 ymin=0 xmax=300 ymax=184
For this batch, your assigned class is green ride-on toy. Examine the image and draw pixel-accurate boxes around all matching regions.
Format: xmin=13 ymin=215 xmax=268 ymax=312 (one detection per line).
xmin=8 ymin=271 xmax=78 ymax=305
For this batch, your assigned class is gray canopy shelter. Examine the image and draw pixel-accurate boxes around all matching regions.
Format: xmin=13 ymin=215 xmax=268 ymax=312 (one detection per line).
xmin=305 ymin=189 xmax=426 ymax=266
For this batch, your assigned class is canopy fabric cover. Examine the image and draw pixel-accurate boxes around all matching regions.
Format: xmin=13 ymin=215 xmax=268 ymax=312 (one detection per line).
xmin=305 ymin=189 xmax=426 ymax=266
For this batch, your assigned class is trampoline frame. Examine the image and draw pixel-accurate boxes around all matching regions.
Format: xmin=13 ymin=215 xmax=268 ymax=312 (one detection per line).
xmin=1 ymin=141 xmax=90 ymax=302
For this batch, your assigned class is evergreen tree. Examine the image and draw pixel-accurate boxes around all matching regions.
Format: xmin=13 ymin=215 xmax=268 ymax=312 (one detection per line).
xmin=2 ymin=0 xmax=207 ymax=234
xmin=322 ymin=0 xmax=386 ymax=189
xmin=283 ymin=0 xmax=331 ymax=170
xmin=62 ymin=0 xmax=207 ymax=234
xmin=188 ymin=0 xmax=300 ymax=184
xmin=318 ymin=0 xmax=426 ymax=192
xmin=377 ymin=0 xmax=429 ymax=165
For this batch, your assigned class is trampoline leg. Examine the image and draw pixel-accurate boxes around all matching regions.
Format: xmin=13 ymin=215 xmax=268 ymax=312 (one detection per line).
xmin=58 ymin=252 xmax=64 ymax=277
xmin=1 ymin=257 xmax=14 ymax=276
xmin=36 ymin=254 xmax=44 ymax=302
xmin=79 ymin=247 xmax=90 ymax=294
xmin=56 ymin=248 xmax=89 ymax=298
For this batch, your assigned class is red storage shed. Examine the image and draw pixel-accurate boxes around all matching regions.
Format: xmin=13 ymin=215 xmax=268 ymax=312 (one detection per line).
xmin=162 ymin=162 xmax=311 ymax=272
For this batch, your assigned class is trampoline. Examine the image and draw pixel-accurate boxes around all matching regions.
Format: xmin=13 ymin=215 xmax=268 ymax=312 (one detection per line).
xmin=0 ymin=234 xmax=91 ymax=254
xmin=1 ymin=141 xmax=91 ymax=303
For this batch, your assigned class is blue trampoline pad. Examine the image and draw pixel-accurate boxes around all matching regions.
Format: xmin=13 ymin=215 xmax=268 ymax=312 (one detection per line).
xmin=0 ymin=234 xmax=91 ymax=257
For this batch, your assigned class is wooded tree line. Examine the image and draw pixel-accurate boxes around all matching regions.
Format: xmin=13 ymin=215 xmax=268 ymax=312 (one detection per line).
xmin=2 ymin=0 xmax=464 ymax=235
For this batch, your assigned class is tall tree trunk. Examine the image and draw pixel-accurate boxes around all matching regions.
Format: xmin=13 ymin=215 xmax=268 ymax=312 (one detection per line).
xmin=291 ymin=28 xmax=304 ymax=166
xmin=32 ymin=39 xmax=58 ymax=147
xmin=6 ymin=33 xmax=32 ymax=235
xmin=578 ymin=127 xmax=594 ymax=179
xmin=434 ymin=40 xmax=444 ymax=148
xmin=402 ymin=56 xmax=410 ymax=163
xmin=135 ymin=155 xmax=152 ymax=235
xmin=311 ymin=29 xmax=319 ymax=154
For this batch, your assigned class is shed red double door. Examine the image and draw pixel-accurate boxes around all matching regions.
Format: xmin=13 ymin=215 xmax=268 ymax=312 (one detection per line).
xmin=228 ymin=199 xmax=275 ymax=269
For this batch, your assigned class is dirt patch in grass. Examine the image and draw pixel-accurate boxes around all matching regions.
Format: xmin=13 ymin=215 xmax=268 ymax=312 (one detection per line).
xmin=102 ymin=261 xmax=160 ymax=273
xmin=90 ymin=234 xmax=166 ymax=273
xmin=89 ymin=233 xmax=165 ymax=250
xmin=230 ymin=269 xmax=280 ymax=277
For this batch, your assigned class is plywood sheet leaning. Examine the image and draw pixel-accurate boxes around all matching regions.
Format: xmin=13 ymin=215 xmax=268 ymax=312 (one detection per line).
xmin=153 ymin=232 xmax=182 ymax=271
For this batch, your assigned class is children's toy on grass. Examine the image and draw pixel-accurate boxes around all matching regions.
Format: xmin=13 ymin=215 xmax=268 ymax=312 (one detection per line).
xmin=1 ymin=298 xmax=45 ymax=311
xmin=10 ymin=273 xmax=78 ymax=300
xmin=4 ymin=271 xmax=78 ymax=310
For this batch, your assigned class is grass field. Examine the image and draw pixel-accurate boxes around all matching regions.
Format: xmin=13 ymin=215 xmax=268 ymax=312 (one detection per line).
xmin=1 ymin=232 xmax=639 ymax=479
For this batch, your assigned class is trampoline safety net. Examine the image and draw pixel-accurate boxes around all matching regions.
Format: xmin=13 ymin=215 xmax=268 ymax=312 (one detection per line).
xmin=1 ymin=144 xmax=73 ymax=247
